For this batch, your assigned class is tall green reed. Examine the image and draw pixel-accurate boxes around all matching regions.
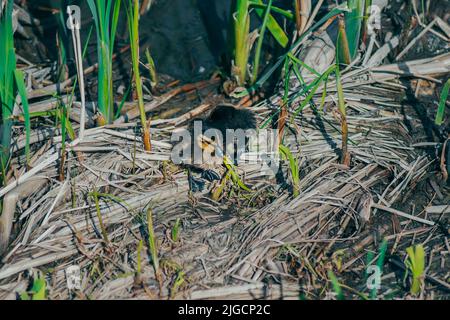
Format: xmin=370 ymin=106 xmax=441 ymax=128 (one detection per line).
xmin=126 ymin=0 xmax=151 ymax=151
xmin=87 ymin=0 xmax=121 ymax=125
xmin=252 ymin=0 xmax=273 ymax=84
xmin=0 ymin=0 xmax=15 ymax=186
xmin=233 ymin=0 xmax=289 ymax=86
xmin=233 ymin=0 xmax=251 ymax=86
xmin=253 ymin=0 xmax=289 ymax=48
xmin=344 ymin=0 xmax=364 ymax=60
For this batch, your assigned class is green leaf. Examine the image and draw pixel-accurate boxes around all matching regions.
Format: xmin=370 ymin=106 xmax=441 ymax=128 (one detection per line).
xmin=406 ymin=244 xmax=426 ymax=296
xmin=279 ymin=144 xmax=300 ymax=197
xmin=328 ymin=270 xmax=344 ymax=300
xmin=253 ymin=0 xmax=289 ymax=48
xmin=171 ymin=218 xmax=181 ymax=242
xmin=435 ymin=78 xmax=450 ymax=126
xmin=147 ymin=207 xmax=160 ymax=274
xmin=234 ymin=0 xmax=251 ymax=85
xmin=224 ymin=156 xmax=251 ymax=192
xmin=344 ymin=0 xmax=364 ymax=60
xmin=87 ymin=0 xmax=119 ymax=123
xmin=249 ymin=1 xmax=294 ymax=20
xmin=30 ymin=276 xmax=47 ymax=300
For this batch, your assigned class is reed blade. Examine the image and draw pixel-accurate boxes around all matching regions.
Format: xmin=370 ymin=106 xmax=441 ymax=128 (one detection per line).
xmin=0 ymin=0 xmax=16 ymax=185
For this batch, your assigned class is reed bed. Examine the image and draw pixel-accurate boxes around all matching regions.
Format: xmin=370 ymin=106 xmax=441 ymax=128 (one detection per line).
xmin=0 ymin=52 xmax=448 ymax=298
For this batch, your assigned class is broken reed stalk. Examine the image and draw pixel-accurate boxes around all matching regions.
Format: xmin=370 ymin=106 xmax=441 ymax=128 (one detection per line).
xmin=294 ymin=0 xmax=310 ymax=35
xmin=87 ymin=0 xmax=121 ymax=125
xmin=0 ymin=0 xmax=15 ymax=187
xmin=127 ymin=0 xmax=151 ymax=151
xmin=335 ymin=64 xmax=350 ymax=166
xmin=435 ymin=78 xmax=450 ymax=126
xmin=67 ymin=5 xmax=86 ymax=140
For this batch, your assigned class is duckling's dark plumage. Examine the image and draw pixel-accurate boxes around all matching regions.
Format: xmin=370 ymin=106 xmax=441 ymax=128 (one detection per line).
xmin=185 ymin=104 xmax=257 ymax=191
xmin=203 ymin=104 xmax=257 ymax=134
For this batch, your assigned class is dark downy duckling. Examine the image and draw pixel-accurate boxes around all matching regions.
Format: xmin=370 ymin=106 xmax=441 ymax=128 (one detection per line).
xmin=185 ymin=104 xmax=257 ymax=191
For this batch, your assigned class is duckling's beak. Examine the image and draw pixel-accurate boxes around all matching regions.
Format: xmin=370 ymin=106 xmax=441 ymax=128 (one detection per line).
xmin=196 ymin=134 xmax=224 ymax=158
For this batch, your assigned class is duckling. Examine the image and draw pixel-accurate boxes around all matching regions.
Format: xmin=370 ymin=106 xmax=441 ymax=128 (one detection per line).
xmin=174 ymin=104 xmax=257 ymax=192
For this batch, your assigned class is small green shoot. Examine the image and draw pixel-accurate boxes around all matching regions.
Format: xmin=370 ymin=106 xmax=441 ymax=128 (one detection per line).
xmin=233 ymin=0 xmax=251 ymax=86
xmin=224 ymin=156 xmax=251 ymax=192
xmin=145 ymin=47 xmax=158 ymax=89
xmin=252 ymin=0 xmax=273 ymax=84
xmin=279 ymin=144 xmax=300 ymax=197
xmin=328 ymin=270 xmax=344 ymax=300
xmin=0 ymin=0 xmax=16 ymax=186
xmin=252 ymin=0 xmax=289 ymax=48
xmin=171 ymin=218 xmax=181 ymax=243
xmin=170 ymin=270 xmax=186 ymax=299
xmin=435 ymin=78 xmax=450 ymax=126
xmin=90 ymin=189 xmax=110 ymax=245
xmin=405 ymin=244 xmax=426 ymax=296
xmin=146 ymin=207 xmax=160 ymax=278
xmin=20 ymin=273 xmax=47 ymax=300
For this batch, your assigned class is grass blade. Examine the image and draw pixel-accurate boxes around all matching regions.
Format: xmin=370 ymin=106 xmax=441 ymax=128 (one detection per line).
xmin=87 ymin=0 xmax=120 ymax=125
xmin=252 ymin=0 xmax=273 ymax=84
xmin=279 ymin=144 xmax=300 ymax=197
xmin=234 ymin=0 xmax=251 ymax=85
xmin=252 ymin=0 xmax=289 ymax=48
xmin=0 ymin=0 xmax=16 ymax=185
xmin=435 ymin=78 xmax=449 ymax=126
xmin=406 ymin=244 xmax=425 ymax=296
xmin=328 ymin=270 xmax=344 ymax=300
